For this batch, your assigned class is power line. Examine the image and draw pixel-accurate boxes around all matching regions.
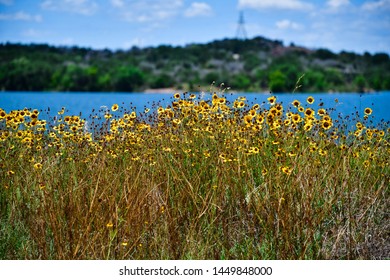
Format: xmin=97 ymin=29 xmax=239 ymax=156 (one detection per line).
xmin=236 ymin=11 xmax=247 ymax=40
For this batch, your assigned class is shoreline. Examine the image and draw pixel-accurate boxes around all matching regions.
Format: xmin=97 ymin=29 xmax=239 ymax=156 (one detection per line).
xmin=143 ymin=88 xmax=177 ymax=94
xmin=0 ymin=89 xmax=385 ymax=94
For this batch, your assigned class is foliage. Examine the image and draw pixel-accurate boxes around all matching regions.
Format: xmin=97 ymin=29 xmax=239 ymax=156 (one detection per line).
xmin=0 ymin=92 xmax=389 ymax=259
xmin=0 ymin=38 xmax=390 ymax=92
xmin=314 ymin=48 xmax=337 ymax=60
xmin=354 ymin=75 xmax=366 ymax=92
xmin=114 ymin=66 xmax=145 ymax=92
xmin=231 ymin=74 xmax=251 ymax=90
xmin=269 ymin=70 xmax=287 ymax=92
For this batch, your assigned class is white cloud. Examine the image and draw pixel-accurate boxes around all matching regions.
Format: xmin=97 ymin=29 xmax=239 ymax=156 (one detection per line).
xmin=0 ymin=0 xmax=13 ymax=5
xmin=123 ymin=37 xmax=146 ymax=49
xmin=184 ymin=2 xmax=213 ymax=17
xmin=110 ymin=0 xmax=124 ymax=8
xmin=362 ymin=0 xmax=390 ymax=11
xmin=41 ymin=0 xmax=98 ymax=16
xmin=276 ymin=19 xmax=303 ymax=30
xmin=22 ymin=28 xmax=51 ymax=38
xmin=238 ymin=0 xmax=314 ymax=11
xmin=0 ymin=11 xmax=42 ymax=22
xmin=114 ymin=0 xmax=183 ymax=23
xmin=23 ymin=28 xmax=40 ymax=37
xmin=61 ymin=37 xmax=75 ymax=45
xmin=326 ymin=0 xmax=350 ymax=9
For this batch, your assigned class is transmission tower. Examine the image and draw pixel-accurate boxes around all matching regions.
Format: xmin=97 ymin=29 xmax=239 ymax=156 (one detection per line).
xmin=235 ymin=11 xmax=247 ymax=40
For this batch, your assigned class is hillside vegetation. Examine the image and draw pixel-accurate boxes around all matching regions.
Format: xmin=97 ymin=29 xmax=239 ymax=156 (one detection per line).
xmin=1 ymin=36 xmax=390 ymax=92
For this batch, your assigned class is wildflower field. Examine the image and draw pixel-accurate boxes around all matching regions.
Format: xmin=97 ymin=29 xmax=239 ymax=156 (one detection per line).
xmin=0 ymin=92 xmax=389 ymax=260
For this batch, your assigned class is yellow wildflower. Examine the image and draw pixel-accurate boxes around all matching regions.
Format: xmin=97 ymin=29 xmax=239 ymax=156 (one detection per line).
xmin=281 ymin=166 xmax=292 ymax=175
xmin=307 ymin=96 xmax=315 ymax=104
xmin=364 ymin=107 xmax=372 ymax=115
xmin=34 ymin=163 xmax=42 ymax=170
xmin=267 ymin=96 xmax=276 ymax=105
xmin=111 ymin=104 xmax=119 ymax=112
xmin=292 ymin=100 xmax=300 ymax=107
xmin=322 ymin=120 xmax=332 ymax=130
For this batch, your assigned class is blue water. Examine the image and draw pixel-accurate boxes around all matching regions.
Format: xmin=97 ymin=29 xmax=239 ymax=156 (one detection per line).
xmin=1 ymin=91 xmax=390 ymax=127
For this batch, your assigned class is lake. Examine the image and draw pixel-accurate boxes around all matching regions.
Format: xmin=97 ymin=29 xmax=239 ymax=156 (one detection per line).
xmin=1 ymin=91 xmax=390 ymax=128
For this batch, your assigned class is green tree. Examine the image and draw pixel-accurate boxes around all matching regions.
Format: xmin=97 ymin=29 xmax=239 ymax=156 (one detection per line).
xmin=0 ymin=57 xmax=51 ymax=91
xmin=382 ymin=75 xmax=390 ymax=89
xmin=324 ymin=68 xmax=344 ymax=87
xmin=203 ymin=72 xmax=220 ymax=85
xmin=97 ymin=73 xmax=112 ymax=91
xmin=84 ymin=66 xmax=99 ymax=91
xmin=314 ymin=48 xmax=336 ymax=60
xmin=367 ymin=72 xmax=383 ymax=90
xmin=269 ymin=70 xmax=287 ymax=92
xmin=113 ymin=66 xmax=145 ymax=92
xmin=354 ymin=74 xmax=366 ymax=92
xmin=302 ymin=70 xmax=326 ymax=91
xmin=50 ymin=69 xmax=63 ymax=90
xmin=255 ymin=69 xmax=268 ymax=89
xmin=371 ymin=53 xmax=389 ymax=64
xmin=232 ymin=74 xmax=251 ymax=90
xmin=60 ymin=64 xmax=89 ymax=91
xmin=150 ymin=73 xmax=174 ymax=89
xmin=278 ymin=64 xmax=301 ymax=91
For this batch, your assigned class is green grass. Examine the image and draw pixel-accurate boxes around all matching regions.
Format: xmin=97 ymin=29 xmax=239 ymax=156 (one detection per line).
xmin=0 ymin=92 xmax=389 ymax=259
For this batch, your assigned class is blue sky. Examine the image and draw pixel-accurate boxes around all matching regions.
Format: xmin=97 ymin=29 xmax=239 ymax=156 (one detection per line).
xmin=0 ymin=0 xmax=389 ymax=54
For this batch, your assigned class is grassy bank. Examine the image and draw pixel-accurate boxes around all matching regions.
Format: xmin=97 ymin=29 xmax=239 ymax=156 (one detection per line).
xmin=0 ymin=92 xmax=389 ymax=259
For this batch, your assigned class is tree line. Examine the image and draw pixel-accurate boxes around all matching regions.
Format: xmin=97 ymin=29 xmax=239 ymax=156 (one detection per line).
xmin=1 ymin=37 xmax=389 ymax=92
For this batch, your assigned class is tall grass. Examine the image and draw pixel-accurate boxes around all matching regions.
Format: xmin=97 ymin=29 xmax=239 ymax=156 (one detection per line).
xmin=0 ymin=92 xmax=389 ymax=259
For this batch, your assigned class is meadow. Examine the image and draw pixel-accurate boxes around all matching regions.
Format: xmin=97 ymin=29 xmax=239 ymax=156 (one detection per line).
xmin=0 ymin=91 xmax=389 ymax=259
